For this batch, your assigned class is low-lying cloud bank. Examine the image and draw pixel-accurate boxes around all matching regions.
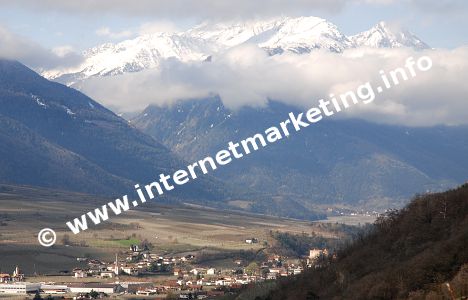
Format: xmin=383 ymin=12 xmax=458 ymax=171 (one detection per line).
xmin=0 ymin=26 xmax=83 ymax=70
xmin=78 ymin=45 xmax=468 ymax=127
xmin=1 ymin=21 xmax=466 ymax=127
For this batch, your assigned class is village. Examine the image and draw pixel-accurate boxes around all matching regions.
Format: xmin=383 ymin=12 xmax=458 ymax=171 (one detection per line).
xmin=0 ymin=241 xmax=329 ymax=299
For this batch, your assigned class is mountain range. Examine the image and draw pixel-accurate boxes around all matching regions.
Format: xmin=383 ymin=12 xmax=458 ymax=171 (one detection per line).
xmin=0 ymin=59 xmax=231 ymax=205
xmin=43 ymin=17 xmax=429 ymax=85
xmin=133 ymin=98 xmax=468 ymax=212
xmin=2 ymin=16 xmax=463 ymax=221
xmin=0 ymin=59 xmax=326 ymax=219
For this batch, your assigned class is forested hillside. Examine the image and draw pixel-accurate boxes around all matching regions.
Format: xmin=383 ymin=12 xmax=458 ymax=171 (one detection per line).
xmin=266 ymin=184 xmax=468 ymax=299
xmin=134 ymin=98 xmax=468 ymax=212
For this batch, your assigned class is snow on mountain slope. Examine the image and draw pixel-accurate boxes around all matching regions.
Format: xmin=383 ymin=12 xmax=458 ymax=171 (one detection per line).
xmin=187 ymin=16 xmax=352 ymax=54
xmin=350 ymin=21 xmax=429 ymax=50
xmin=44 ymin=17 xmax=429 ymax=84
xmin=255 ymin=16 xmax=353 ymax=54
xmin=44 ymin=33 xmax=212 ymax=83
xmin=186 ymin=18 xmax=279 ymax=48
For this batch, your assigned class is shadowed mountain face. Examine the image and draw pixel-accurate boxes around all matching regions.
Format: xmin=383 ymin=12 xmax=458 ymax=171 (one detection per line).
xmin=133 ymin=97 xmax=468 ymax=211
xmin=0 ymin=60 xmax=229 ymax=204
xmin=3 ymin=59 xmax=466 ymax=220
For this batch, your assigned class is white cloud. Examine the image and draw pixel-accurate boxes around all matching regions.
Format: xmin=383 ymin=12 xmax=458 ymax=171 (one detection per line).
xmin=78 ymin=45 xmax=468 ymax=126
xmin=0 ymin=25 xmax=83 ymax=70
xmin=359 ymin=0 xmax=468 ymax=12
xmin=2 ymin=0 xmax=466 ymax=20
xmin=139 ymin=21 xmax=181 ymax=35
xmin=52 ymin=45 xmax=75 ymax=57
xmin=0 ymin=0 xmax=347 ymax=20
xmin=95 ymin=27 xmax=133 ymax=39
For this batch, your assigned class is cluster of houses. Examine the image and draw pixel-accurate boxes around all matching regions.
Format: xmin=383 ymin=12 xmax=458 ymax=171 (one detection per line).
xmin=0 ymin=247 xmax=329 ymax=298
xmin=128 ymin=252 xmax=317 ymax=296
xmin=0 ymin=266 xmax=25 ymax=283
xmin=73 ymin=245 xmax=196 ymax=279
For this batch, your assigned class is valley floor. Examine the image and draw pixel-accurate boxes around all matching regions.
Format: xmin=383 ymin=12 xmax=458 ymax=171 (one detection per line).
xmin=0 ymin=184 xmax=346 ymax=275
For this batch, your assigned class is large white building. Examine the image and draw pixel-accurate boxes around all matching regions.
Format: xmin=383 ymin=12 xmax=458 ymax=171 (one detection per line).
xmin=68 ymin=283 xmax=122 ymax=294
xmin=0 ymin=282 xmax=41 ymax=294
xmin=40 ymin=284 xmax=69 ymax=294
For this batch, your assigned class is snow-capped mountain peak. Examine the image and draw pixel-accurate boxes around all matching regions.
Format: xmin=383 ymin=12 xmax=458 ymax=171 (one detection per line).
xmin=44 ymin=32 xmax=211 ymax=81
xmin=44 ymin=17 xmax=430 ymax=84
xmin=253 ymin=16 xmax=353 ymax=54
xmin=350 ymin=21 xmax=429 ymax=50
xmin=186 ymin=16 xmax=352 ymax=53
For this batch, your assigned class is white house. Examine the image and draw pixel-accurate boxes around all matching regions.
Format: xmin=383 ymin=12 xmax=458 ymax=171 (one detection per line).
xmin=73 ymin=269 xmax=88 ymax=278
xmin=309 ymin=248 xmax=328 ymax=260
xmin=268 ymin=268 xmax=282 ymax=274
xmin=190 ymin=268 xmax=206 ymax=276
xmin=292 ymin=267 xmax=303 ymax=275
xmin=206 ymin=268 xmax=216 ymax=275
xmin=0 ymin=274 xmax=11 ymax=283
xmin=245 ymin=238 xmax=258 ymax=244
xmin=121 ymin=266 xmax=139 ymax=276
xmin=215 ymin=278 xmax=233 ymax=286
xmin=235 ymin=278 xmax=249 ymax=284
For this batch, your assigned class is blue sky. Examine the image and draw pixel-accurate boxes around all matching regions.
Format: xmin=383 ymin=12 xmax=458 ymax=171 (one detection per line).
xmin=326 ymin=1 xmax=468 ymax=48
xmin=0 ymin=0 xmax=466 ymax=51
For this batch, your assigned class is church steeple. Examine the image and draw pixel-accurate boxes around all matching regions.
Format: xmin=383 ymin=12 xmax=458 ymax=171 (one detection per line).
xmin=114 ymin=253 xmax=119 ymax=275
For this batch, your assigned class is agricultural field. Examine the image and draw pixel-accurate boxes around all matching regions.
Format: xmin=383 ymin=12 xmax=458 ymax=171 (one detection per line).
xmin=0 ymin=184 xmax=347 ymax=275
